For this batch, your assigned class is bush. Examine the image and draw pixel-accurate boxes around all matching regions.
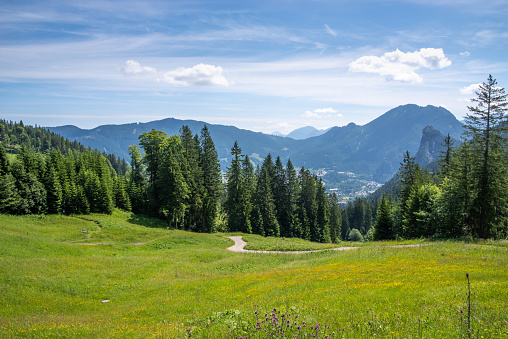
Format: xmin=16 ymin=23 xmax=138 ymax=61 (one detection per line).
xmin=348 ymin=228 xmax=364 ymax=242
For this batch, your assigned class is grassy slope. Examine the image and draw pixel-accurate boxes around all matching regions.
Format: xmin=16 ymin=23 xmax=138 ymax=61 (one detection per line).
xmin=0 ymin=211 xmax=507 ymax=338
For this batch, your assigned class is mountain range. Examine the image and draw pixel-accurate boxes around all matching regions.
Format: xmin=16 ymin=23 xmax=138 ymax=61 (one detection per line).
xmin=48 ymin=104 xmax=464 ymax=183
xmin=273 ymin=126 xmax=331 ymax=140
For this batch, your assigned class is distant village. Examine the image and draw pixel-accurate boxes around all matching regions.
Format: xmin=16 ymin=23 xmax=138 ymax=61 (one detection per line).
xmin=315 ymin=169 xmax=383 ymax=203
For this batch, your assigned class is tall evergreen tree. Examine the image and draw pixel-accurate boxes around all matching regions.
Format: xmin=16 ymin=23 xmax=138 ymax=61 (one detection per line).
xmin=328 ymin=193 xmax=341 ymax=242
xmin=225 ymin=141 xmax=245 ymax=232
xmin=316 ymin=179 xmax=331 ymax=243
xmin=285 ymin=159 xmax=301 ymax=238
xmin=180 ymin=126 xmax=204 ymax=230
xmin=299 ymin=168 xmax=317 ymax=241
xmin=462 ymin=75 xmax=508 ymax=238
xmin=45 ymin=164 xmax=62 ymax=214
xmin=373 ymin=194 xmax=393 ymax=240
xmin=128 ymin=145 xmax=147 ymax=214
xmin=274 ymin=156 xmax=290 ymax=236
xmin=139 ymin=130 xmax=167 ymax=216
xmin=199 ymin=125 xmax=222 ymax=232
xmin=158 ymin=136 xmax=189 ymax=227
xmin=253 ymin=155 xmax=280 ymax=237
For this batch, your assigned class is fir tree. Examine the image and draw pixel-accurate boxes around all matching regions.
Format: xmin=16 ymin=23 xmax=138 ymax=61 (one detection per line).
xmin=463 ymin=75 xmax=508 ymax=238
xmin=199 ymin=125 xmax=222 ymax=232
xmin=373 ymin=194 xmax=393 ymax=240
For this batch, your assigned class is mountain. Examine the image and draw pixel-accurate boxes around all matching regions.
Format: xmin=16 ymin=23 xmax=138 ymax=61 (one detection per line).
xmin=288 ymin=104 xmax=463 ymax=182
xmin=271 ymin=131 xmax=286 ymax=137
xmin=47 ymin=104 xmax=464 ymax=183
xmin=286 ymin=126 xmax=330 ymax=140
xmin=48 ymin=118 xmax=299 ymax=171
xmin=370 ymin=125 xmax=451 ymax=201
xmin=414 ymin=125 xmax=448 ymax=166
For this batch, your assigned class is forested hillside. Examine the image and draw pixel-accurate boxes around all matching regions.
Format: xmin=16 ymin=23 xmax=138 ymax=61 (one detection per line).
xmin=48 ymin=104 xmax=464 ymax=183
xmin=1 ymin=75 xmax=507 ymax=241
xmin=0 ymin=120 xmax=130 ymax=215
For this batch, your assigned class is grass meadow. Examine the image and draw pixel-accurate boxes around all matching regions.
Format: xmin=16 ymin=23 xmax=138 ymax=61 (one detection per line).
xmin=0 ymin=210 xmax=507 ymax=338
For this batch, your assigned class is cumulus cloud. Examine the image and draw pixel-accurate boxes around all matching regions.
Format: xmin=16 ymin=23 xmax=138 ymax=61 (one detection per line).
xmin=161 ymin=63 xmax=229 ymax=86
xmin=460 ymin=83 xmax=481 ymax=95
xmin=349 ymin=48 xmax=452 ymax=83
xmin=122 ymin=60 xmax=156 ymax=76
xmin=302 ymin=107 xmax=342 ymax=118
xmin=460 ymin=51 xmax=471 ymax=57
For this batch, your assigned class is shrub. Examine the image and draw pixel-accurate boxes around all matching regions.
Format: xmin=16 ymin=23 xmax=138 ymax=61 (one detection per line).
xmin=348 ymin=228 xmax=364 ymax=242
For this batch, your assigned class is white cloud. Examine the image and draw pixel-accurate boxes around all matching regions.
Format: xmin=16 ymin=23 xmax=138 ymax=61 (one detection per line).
xmin=121 ymin=60 xmax=156 ymax=76
xmin=460 ymin=51 xmax=471 ymax=56
xmin=349 ymin=48 xmax=452 ymax=83
xmin=161 ymin=63 xmax=230 ymax=86
xmin=460 ymin=83 xmax=481 ymax=95
xmin=324 ymin=24 xmax=337 ymax=37
xmin=302 ymin=107 xmax=342 ymax=118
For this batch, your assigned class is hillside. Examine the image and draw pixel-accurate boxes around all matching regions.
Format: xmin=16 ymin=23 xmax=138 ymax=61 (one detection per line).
xmin=48 ymin=104 xmax=464 ymax=183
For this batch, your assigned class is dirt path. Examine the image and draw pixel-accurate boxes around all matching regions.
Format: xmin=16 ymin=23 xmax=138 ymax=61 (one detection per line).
xmin=227 ymin=236 xmax=429 ymax=254
xmin=227 ymin=236 xmax=359 ymax=254
xmin=75 ymin=236 xmax=166 ymax=246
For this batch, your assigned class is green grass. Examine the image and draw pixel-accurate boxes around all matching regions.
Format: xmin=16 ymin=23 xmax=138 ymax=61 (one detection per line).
xmin=241 ymin=234 xmax=358 ymax=251
xmin=1 ymin=211 xmax=507 ymax=338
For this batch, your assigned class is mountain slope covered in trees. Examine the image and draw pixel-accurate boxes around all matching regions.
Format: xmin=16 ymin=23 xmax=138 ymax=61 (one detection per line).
xmin=48 ymin=104 xmax=463 ymax=183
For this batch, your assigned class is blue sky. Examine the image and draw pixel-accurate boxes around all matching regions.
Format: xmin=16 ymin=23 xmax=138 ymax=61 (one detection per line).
xmin=1 ymin=0 xmax=507 ymax=134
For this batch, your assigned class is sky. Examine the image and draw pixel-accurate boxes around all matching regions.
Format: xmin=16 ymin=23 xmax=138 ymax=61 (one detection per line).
xmin=1 ymin=0 xmax=508 ymax=134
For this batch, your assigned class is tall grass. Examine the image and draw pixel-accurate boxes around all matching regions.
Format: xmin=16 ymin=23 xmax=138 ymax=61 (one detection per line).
xmin=0 ymin=211 xmax=507 ymax=338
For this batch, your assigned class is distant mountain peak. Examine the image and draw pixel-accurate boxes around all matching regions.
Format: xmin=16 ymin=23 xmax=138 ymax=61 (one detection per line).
xmin=286 ymin=126 xmax=330 ymax=140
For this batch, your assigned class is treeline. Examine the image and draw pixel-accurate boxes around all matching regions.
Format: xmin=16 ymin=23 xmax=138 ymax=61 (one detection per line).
xmin=0 ymin=120 xmax=128 ymax=175
xmin=1 ymin=75 xmax=506 ymax=241
xmin=0 ymin=143 xmax=130 ymax=215
xmin=371 ymin=75 xmax=508 ymax=240
xmin=0 ymin=120 xmax=131 ymax=215
xmin=224 ymin=141 xmax=341 ymax=242
xmin=127 ymin=126 xmax=222 ymax=232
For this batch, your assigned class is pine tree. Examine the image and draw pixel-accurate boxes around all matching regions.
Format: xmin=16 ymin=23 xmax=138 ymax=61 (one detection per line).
xmin=180 ymin=126 xmax=204 ymax=230
xmin=199 ymin=125 xmax=222 ymax=232
xmin=299 ymin=168 xmax=317 ymax=241
xmin=158 ymin=136 xmax=189 ymax=227
xmin=254 ymin=155 xmax=280 ymax=237
xmin=128 ymin=145 xmax=147 ymax=214
xmin=285 ymin=159 xmax=300 ymax=238
xmin=328 ymin=193 xmax=341 ymax=242
xmin=45 ymin=164 xmax=62 ymax=214
xmin=139 ymin=130 xmax=167 ymax=216
xmin=0 ymin=143 xmax=9 ymax=176
xmin=316 ymin=179 xmax=331 ymax=243
xmin=462 ymin=75 xmax=508 ymax=238
xmin=438 ymin=134 xmax=454 ymax=179
xmin=225 ymin=141 xmax=245 ymax=232
xmin=373 ymin=194 xmax=393 ymax=240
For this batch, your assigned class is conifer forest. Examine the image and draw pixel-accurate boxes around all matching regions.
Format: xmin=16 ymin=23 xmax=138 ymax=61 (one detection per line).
xmin=1 ymin=75 xmax=507 ymax=241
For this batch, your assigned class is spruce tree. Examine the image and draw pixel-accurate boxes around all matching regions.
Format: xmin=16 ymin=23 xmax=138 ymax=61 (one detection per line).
xmin=225 ymin=141 xmax=245 ymax=232
xmin=316 ymin=179 xmax=331 ymax=243
xmin=285 ymin=159 xmax=300 ymax=237
xmin=139 ymin=130 xmax=167 ymax=216
xmin=254 ymin=155 xmax=280 ymax=237
xmin=180 ymin=126 xmax=204 ymax=230
xmin=462 ymin=75 xmax=508 ymax=238
xmin=199 ymin=125 xmax=221 ymax=232
xmin=373 ymin=194 xmax=393 ymax=240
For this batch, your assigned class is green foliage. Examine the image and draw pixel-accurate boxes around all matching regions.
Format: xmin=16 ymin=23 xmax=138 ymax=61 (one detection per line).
xmin=373 ymin=194 xmax=393 ymax=240
xmin=0 ymin=122 xmax=130 ymax=216
xmin=348 ymin=228 xmax=364 ymax=242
